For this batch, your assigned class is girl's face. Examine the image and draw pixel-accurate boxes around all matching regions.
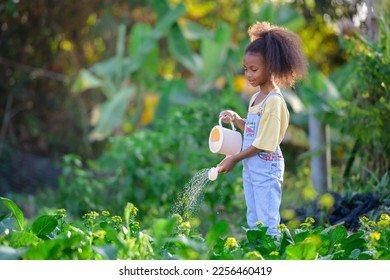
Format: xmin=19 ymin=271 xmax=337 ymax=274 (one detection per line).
xmin=243 ymin=52 xmax=271 ymax=88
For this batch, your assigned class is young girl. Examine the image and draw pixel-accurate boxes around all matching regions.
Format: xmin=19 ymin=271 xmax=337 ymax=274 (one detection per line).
xmin=218 ymin=21 xmax=307 ymax=236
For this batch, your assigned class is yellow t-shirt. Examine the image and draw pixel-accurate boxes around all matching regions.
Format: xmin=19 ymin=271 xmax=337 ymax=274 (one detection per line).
xmin=247 ymin=91 xmax=289 ymax=153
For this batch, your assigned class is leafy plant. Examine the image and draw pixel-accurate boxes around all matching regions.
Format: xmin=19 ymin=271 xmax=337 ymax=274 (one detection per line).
xmin=1 ymin=197 xmax=388 ymax=260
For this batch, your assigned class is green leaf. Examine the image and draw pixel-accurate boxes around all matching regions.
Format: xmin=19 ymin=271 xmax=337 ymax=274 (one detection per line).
xmin=286 ymin=243 xmax=317 ymax=260
xmin=246 ymin=229 xmax=267 ymax=243
xmin=168 ymin=23 xmax=202 ymax=73
xmin=257 ymin=3 xmax=278 ymax=22
xmin=205 ymin=221 xmax=229 ymax=247
xmin=90 ymin=86 xmax=136 ymax=141
xmin=198 ymin=23 xmax=231 ymax=92
xmin=0 ymin=197 xmax=24 ymax=230
xmin=152 ymin=2 xmax=186 ymax=39
xmin=71 ymin=69 xmax=102 ymax=93
xmin=31 ymin=215 xmax=58 ymax=236
xmin=24 ymin=235 xmax=85 ymax=260
xmin=349 ymin=248 xmax=361 ymax=260
xmin=129 ymin=23 xmax=159 ymax=79
xmin=116 ymin=24 xmax=126 ymax=59
xmin=179 ymin=19 xmax=213 ymax=40
xmin=327 ymin=225 xmax=347 ymax=246
xmin=92 ymin=245 xmax=118 ymax=260
xmin=150 ymin=0 xmax=170 ymax=18
xmin=9 ymin=231 xmax=40 ymax=248
xmin=275 ymin=5 xmax=305 ymax=31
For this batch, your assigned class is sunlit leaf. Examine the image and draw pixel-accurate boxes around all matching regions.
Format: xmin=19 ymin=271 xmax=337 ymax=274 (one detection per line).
xmin=9 ymin=231 xmax=40 ymax=248
xmin=168 ymin=24 xmax=202 ymax=73
xmin=0 ymin=197 xmax=24 ymax=230
xmin=71 ymin=69 xmax=102 ymax=94
xmin=90 ymin=87 xmax=136 ymax=141
xmin=32 ymin=215 xmax=58 ymax=236
xmin=179 ymin=19 xmax=213 ymax=40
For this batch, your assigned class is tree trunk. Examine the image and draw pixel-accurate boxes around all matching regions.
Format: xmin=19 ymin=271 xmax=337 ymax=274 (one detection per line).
xmin=309 ymin=106 xmax=331 ymax=194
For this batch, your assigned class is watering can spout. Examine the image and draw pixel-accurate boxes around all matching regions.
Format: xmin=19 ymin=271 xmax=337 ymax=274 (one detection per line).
xmin=208 ymin=166 xmax=219 ymax=181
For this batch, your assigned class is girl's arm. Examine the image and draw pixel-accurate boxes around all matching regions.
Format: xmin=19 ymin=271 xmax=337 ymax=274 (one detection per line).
xmin=218 ymin=145 xmax=263 ymax=173
xmin=232 ymin=117 xmax=246 ymax=132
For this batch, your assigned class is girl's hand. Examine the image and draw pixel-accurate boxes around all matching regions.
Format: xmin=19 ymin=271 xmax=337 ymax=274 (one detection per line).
xmin=219 ymin=110 xmax=240 ymax=124
xmin=217 ymin=155 xmax=238 ymax=173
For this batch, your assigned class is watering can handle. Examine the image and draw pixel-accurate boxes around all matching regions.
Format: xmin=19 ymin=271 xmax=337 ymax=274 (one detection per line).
xmin=219 ymin=117 xmax=236 ymax=131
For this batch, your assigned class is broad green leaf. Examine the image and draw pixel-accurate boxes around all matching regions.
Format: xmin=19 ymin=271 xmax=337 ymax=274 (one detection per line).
xmin=71 ymin=69 xmax=102 ymax=93
xmin=152 ymin=2 xmax=186 ymax=39
xmin=166 ymin=235 xmax=207 ymax=255
xmin=129 ymin=23 xmax=159 ymax=79
xmin=92 ymin=245 xmax=118 ymax=260
xmin=90 ymin=86 xmax=135 ymax=141
xmin=246 ymin=229 xmax=267 ymax=244
xmin=275 ymin=5 xmax=305 ymax=31
xmin=286 ymin=243 xmax=317 ymax=260
xmin=327 ymin=225 xmax=347 ymax=246
xmin=9 ymin=231 xmax=40 ymax=248
xmin=116 ymin=24 xmax=126 ymax=59
xmin=150 ymin=0 xmax=170 ymax=18
xmin=0 ymin=197 xmax=24 ymax=230
xmin=24 ymin=235 xmax=85 ymax=260
xmin=198 ymin=23 xmax=231 ymax=92
xmin=342 ymin=232 xmax=367 ymax=256
xmin=32 ymin=215 xmax=58 ymax=236
xmin=168 ymin=23 xmax=202 ymax=73
xmin=257 ymin=3 xmax=278 ymax=22
xmin=205 ymin=221 xmax=229 ymax=247
xmin=129 ymin=23 xmax=155 ymax=57
xmin=179 ymin=19 xmax=213 ymax=40
xmin=349 ymin=248 xmax=361 ymax=260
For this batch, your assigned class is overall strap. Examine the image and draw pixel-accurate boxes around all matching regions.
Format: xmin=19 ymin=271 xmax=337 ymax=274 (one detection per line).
xmin=258 ymin=90 xmax=284 ymax=111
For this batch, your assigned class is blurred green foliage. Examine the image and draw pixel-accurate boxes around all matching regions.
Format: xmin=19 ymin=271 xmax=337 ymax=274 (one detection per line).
xmin=1 ymin=197 xmax=389 ymax=260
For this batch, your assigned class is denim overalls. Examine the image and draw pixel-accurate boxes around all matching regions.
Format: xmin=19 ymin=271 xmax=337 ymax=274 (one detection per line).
xmin=242 ymin=91 xmax=285 ymax=236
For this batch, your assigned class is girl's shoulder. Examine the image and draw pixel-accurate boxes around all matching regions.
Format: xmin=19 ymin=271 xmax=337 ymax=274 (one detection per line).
xmin=263 ymin=92 xmax=288 ymax=112
xmin=264 ymin=91 xmax=285 ymax=105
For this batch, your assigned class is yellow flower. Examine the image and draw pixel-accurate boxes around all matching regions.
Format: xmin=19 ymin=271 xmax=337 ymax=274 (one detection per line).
xmin=140 ymin=94 xmax=159 ymax=126
xmin=83 ymin=211 xmax=99 ymax=220
xmin=180 ymin=221 xmax=191 ymax=230
xmin=276 ymin=223 xmax=287 ymax=232
xmin=111 ymin=216 xmax=123 ymax=224
xmin=369 ymin=232 xmax=381 ymax=241
xmin=318 ymin=193 xmax=335 ymax=211
xmin=224 ymin=237 xmax=239 ymax=250
xmin=171 ymin=214 xmax=183 ymax=224
xmin=94 ymin=230 xmax=106 ymax=239
xmin=233 ymin=75 xmax=246 ymax=92
xmin=246 ymin=251 xmax=262 ymax=259
xmin=379 ymin=214 xmax=390 ymax=221
xmin=281 ymin=209 xmax=296 ymax=220
xmin=102 ymin=211 xmax=110 ymax=217
xmin=305 ymin=217 xmax=315 ymax=224
xmin=377 ymin=220 xmax=389 ymax=228
xmin=255 ymin=221 xmax=264 ymax=228
xmin=269 ymin=251 xmax=279 ymax=256
xmin=367 ymin=221 xmax=377 ymax=227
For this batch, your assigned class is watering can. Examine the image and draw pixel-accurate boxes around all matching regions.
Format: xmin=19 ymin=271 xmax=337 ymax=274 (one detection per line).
xmin=207 ymin=118 xmax=242 ymax=181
